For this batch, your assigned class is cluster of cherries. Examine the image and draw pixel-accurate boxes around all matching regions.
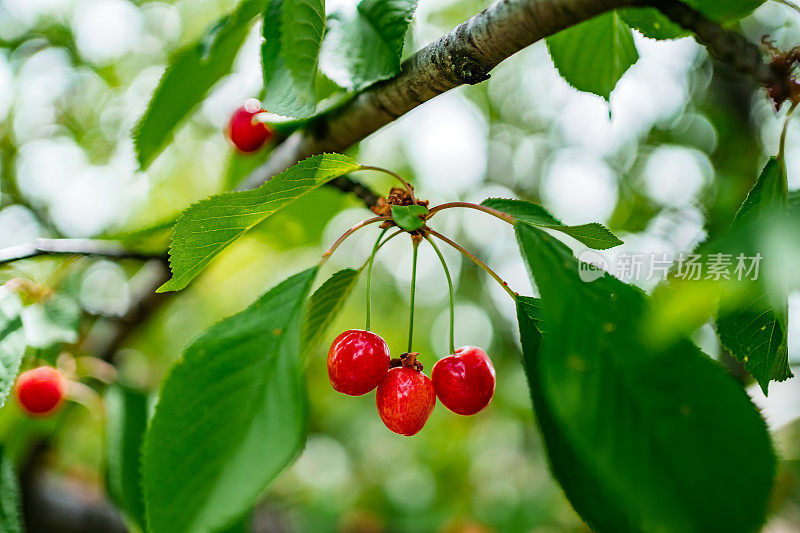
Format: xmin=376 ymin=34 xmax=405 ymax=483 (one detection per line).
xmin=328 ymin=330 xmax=496 ymax=436
xmin=227 ymin=99 xmax=274 ymax=153
xmin=227 ymin=98 xmax=503 ymax=436
xmin=14 ymin=366 xmax=67 ymax=416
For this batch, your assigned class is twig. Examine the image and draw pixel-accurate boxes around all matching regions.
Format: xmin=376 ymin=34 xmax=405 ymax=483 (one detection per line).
xmin=240 ymin=0 xmax=792 ymax=192
xmin=647 ymin=0 xmax=792 ymax=96
xmin=327 ymin=175 xmax=381 ymax=207
xmin=239 ymin=0 xmax=638 ymax=190
xmin=0 ymin=238 xmax=166 ymax=266
xmin=320 ymin=216 xmax=392 ymax=264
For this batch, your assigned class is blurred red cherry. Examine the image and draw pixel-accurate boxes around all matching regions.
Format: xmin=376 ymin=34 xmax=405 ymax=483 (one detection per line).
xmin=15 ymin=366 xmax=66 ymax=416
xmin=227 ymin=99 xmax=273 ymax=152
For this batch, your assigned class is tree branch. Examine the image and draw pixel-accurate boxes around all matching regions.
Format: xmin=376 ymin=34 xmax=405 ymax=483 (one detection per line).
xmin=648 ymin=0 xmax=793 ymax=95
xmin=241 ymin=0 xmax=637 ymax=190
xmin=0 ymin=238 xmax=166 ymax=265
xmin=240 ymin=0 xmax=793 ymax=194
xmin=327 ymin=175 xmax=382 ymax=207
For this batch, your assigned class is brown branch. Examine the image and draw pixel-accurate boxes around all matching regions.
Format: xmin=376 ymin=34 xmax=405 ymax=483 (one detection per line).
xmin=239 ymin=0 xmax=793 ymax=195
xmin=646 ymin=0 xmax=797 ymax=103
xmin=327 ymin=175 xmax=381 ymax=207
xmin=240 ymin=0 xmax=638 ymax=190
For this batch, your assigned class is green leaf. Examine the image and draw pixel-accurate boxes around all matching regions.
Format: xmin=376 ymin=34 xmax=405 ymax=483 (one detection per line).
xmin=105 ymin=384 xmax=149 ymax=532
xmin=621 ymin=1 xmax=764 ymax=42
xmin=320 ymin=0 xmax=417 ymax=90
xmin=731 ymin=158 xmax=786 ymax=227
xmin=144 ymin=268 xmax=316 ymax=533
xmin=391 ymin=204 xmax=428 ymax=231
xmin=159 ymin=154 xmax=361 ymax=292
xmin=133 ymin=0 xmax=265 ymax=169
xmin=0 ymin=288 xmax=25 ymax=410
xmin=515 ymin=223 xmax=775 ymax=533
xmin=0 ymin=447 xmax=22 ymax=533
xmin=789 ymin=189 xmax=800 ymax=218
xmin=303 ymin=268 xmax=360 ymax=350
xmin=546 ymin=11 xmax=638 ymax=100
xmin=620 ymin=8 xmax=688 ymax=40
xmin=482 ymin=198 xmax=622 ymax=249
xmin=717 ymin=158 xmax=791 ymax=394
xmin=261 ymin=0 xmax=326 ymax=117
xmin=685 ymin=0 xmax=765 ymax=23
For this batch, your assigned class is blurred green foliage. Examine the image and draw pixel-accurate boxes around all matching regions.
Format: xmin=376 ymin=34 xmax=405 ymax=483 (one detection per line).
xmin=1 ymin=0 xmax=800 ymax=531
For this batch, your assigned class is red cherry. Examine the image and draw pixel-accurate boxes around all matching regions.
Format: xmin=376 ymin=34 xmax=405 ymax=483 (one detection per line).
xmin=376 ymin=366 xmax=436 ymax=436
xmin=227 ymin=100 xmax=273 ymax=153
xmin=328 ymin=330 xmax=390 ymax=396
xmin=432 ymin=346 xmax=495 ymax=416
xmin=15 ymin=366 xmax=66 ymax=416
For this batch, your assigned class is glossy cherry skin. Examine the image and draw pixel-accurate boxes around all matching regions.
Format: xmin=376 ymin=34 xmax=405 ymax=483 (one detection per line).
xmin=432 ymin=346 xmax=495 ymax=415
xmin=15 ymin=366 xmax=66 ymax=416
xmin=328 ymin=330 xmax=391 ymax=396
xmin=376 ymin=367 xmax=436 ymax=436
xmin=227 ymin=101 xmax=273 ymax=153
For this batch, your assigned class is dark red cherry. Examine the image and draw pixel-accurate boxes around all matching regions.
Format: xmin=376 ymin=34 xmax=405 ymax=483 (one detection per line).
xmin=15 ymin=366 xmax=66 ymax=416
xmin=432 ymin=346 xmax=495 ymax=416
xmin=328 ymin=330 xmax=390 ymax=396
xmin=376 ymin=362 xmax=436 ymax=436
xmin=227 ymin=100 xmax=273 ymax=153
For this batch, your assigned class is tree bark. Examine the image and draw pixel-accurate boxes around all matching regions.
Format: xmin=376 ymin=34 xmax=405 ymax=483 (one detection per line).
xmin=240 ymin=0 xmax=638 ymax=190
xmin=240 ymin=0 xmax=787 ymax=194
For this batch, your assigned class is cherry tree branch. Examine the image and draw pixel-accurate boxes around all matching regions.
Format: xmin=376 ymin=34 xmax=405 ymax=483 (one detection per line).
xmin=241 ymin=0 xmax=638 ymax=192
xmin=649 ymin=0 xmax=787 ymax=91
xmin=241 ymin=0 xmax=788 ymax=195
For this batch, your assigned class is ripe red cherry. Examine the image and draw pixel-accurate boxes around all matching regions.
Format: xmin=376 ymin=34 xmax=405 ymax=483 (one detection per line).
xmin=227 ymin=99 xmax=273 ymax=153
xmin=15 ymin=366 xmax=67 ymax=416
xmin=328 ymin=330 xmax=390 ymax=396
xmin=376 ymin=359 xmax=436 ymax=436
xmin=432 ymin=346 xmax=495 ymax=416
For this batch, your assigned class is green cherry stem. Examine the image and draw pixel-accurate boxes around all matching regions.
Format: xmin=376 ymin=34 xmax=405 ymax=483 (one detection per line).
xmin=426 ymin=202 xmax=514 ymax=225
xmin=778 ymin=101 xmax=798 ymax=176
xmin=407 ymin=239 xmax=420 ymax=353
xmin=365 ymin=227 xmax=391 ymax=331
xmin=358 ymin=229 xmax=403 ymax=271
xmin=320 ymin=215 xmax=392 ymax=265
xmin=358 ymin=165 xmax=417 ymax=204
xmin=427 ymin=228 xmax=517 ymax=300
xmin=425 ymin=235 xmax=455 ymax=354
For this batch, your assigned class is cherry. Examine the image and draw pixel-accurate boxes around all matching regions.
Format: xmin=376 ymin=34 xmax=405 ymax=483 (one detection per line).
xmin=227 ymin=99 xmax=273 ymax=153
xmin=432 ymin=346 xmax=495 ymax=416
xmin=328 ymin=330 xmax=391 ymax=396
xmin=15 ymin=366 xmax=66 ymax=416
xmin=376 ymin=354 xmax=436 ymax=436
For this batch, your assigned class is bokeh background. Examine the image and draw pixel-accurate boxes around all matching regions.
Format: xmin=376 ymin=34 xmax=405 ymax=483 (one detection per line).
xmin=1 ymin=0 xmax=800 ymax=531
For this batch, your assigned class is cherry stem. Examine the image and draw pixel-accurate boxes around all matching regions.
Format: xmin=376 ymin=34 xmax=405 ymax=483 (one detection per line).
xmin=365 ymin=227 xmax=390 ymax=331
xmin=320 ymin=216 xmax=392 ymax=265
xmin=407 ymin=240 xmax=420 ymax=353
xmin=427 ymin=228 xmax=517 ymax=300
xmin=426 ymin=202 xmax=514 ymax=225
xmin=425 ymin=235 xmax=455 ymax=354
xmin=778 ymin=101 xmax=798 ymax=186
xmin=358 ymin=165 xmax=417 ymax=204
